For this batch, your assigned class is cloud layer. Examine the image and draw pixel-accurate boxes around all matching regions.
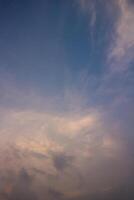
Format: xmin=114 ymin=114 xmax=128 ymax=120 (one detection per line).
xmin=0 ymin=0 xmax=133 ymax=199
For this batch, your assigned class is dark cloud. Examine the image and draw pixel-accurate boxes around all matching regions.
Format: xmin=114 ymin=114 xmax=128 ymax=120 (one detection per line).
xmin=9 ymin=168 xmax=37 ymax=200
xmin=52 ymin=153 xmax=74 ymax=172
xmin=127 ymin=0 xmax=134 ymax=6
xmin=47 ymin=188 xmax=64 ymax=200
xmin=68 ymin=184 xmax=134 ymax=200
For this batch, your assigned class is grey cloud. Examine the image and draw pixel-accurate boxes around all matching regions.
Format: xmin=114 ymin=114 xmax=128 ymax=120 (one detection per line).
xmin=52 ymin=153 xmax=74 ymax=172
xmin=47 ymin=188 xmax=64 ymax=200
xmin=31 ymin=168 xmax=46 ymax=176
xmin=30 ymin=151 xmax=48 ymax=160
xmin=127 ymin=0 xmax=134 ymax=6
xmin=9 ymin=168 xmax=37 ymax=200
xmin=67 ymin=178 xmax=134 ymax=200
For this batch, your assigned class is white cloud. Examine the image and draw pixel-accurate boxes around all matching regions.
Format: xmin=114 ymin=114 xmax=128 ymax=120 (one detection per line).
xmin=108 ymin=0 xmax=134 ymax=72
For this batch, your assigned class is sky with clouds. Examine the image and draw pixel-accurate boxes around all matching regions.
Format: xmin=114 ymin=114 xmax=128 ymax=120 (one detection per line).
xmin=0 ymin=0 xmax=134 ymax=199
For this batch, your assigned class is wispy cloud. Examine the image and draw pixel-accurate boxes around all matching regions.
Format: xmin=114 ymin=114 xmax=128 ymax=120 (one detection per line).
xmin=108 ymin=0 xmax=134 ymax=72
xmin=76 ymin=0 xmax=134 ymax=73
xmin=77 ymin=0 xmax=96 ymax=27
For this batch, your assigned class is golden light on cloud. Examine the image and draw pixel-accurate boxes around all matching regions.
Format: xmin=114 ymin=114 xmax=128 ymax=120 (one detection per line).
xmin=56 ymin=115 xmax=97 ymax=136
xmin=0 ymin=107 xmax=129 ymax=198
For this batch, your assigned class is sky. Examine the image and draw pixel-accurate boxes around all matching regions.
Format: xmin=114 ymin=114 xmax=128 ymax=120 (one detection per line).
xmin=0 ymin=0 xmax=134 ymax=199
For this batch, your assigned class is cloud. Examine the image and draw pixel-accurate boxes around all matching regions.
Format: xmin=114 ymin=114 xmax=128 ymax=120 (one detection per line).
xmin=0 ymin=103 xmax=128 ymax=198
xmin=66 ymin=184 xmax=134 ymax=200
xmin=47 ymin=188 xmax=64 ymax=200
xmin=77 ymin=0 xmax=96 ymax=27
xmin=9 ymin=168 xmax=37 ymax=200
xmin=108 ymin=0 xmax=134 ymax=72
xmin=52 ymin=152 xmax=74 ymax=172
xmin=0 ymin=73 xmax=133 ymax=199
xmin=76 ymin=0 xmax=134 ymax=73
xmin=0 ymin=1 xmax=133 ymax=199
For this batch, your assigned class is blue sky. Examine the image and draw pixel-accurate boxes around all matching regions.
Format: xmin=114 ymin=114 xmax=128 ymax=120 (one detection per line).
xmin=0 ymin=0 xmax=117 ymax=88
xmin=0 ymin=0 xmax=134 ymax=199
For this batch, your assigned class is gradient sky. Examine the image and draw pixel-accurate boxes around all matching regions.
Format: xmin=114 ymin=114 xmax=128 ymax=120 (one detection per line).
xmin=0 ymin=0 xmax=134 ymax=200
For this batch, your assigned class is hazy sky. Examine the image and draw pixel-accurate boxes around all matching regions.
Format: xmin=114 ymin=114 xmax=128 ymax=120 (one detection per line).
xmin=0 ymin=0 xmax=134 ymax=199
